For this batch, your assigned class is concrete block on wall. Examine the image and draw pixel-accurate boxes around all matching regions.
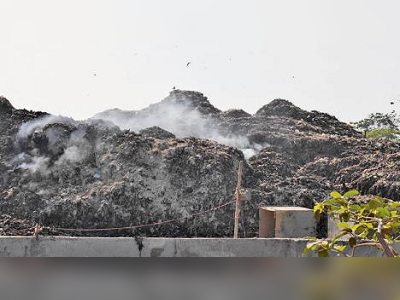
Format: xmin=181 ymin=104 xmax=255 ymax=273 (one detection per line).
xmin=259 ymin=207 xmax=316 ymax=238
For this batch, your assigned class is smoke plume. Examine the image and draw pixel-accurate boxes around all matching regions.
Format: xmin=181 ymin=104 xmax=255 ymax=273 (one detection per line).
xmin=14 ymin=116 xmax=91 ymax=175
xmin=93 ymin=95 xmax=263 ymax=158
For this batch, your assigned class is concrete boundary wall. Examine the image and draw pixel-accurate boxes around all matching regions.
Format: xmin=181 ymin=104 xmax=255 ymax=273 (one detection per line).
xmin=0 ymin=237 xmax=396 ymax=257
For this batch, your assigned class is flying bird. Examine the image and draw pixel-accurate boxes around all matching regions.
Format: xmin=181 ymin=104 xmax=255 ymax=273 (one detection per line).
xmin=187 ymin=62 xmax=191 ymax=67
xmin=391 ymin=102 xmax=395 ymax=105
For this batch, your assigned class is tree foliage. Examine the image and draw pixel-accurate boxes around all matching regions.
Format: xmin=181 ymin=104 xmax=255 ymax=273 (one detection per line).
xmin=352 ymin=112 xmax=400 ymax=139
xmin=304 ymin=191 xmax=400 ymax=257
xmin=366 ymin=128 xmax=400 ymax=139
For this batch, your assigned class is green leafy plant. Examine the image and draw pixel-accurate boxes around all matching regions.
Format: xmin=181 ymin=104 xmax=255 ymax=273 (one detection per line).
xmin=366 ymin=128 xmax=400 ymax=140
xmin=352 ymin=112 xmax=399 ymax=139
xmin=304 ymin=190 xmax=400 ymax=257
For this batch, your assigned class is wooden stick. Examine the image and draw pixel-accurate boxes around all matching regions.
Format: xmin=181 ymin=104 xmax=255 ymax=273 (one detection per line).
xmin=34 ymin=223 xmax=42 ymax=241
xmin=377 ymin=220 xmax=396 ymax=257
xmin=234 ymin=161 xmax=244 ymax=239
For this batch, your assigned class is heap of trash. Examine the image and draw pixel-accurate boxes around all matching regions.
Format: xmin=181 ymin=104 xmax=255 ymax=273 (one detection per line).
xmin=1 ymin=91 xmax=399 ymax=237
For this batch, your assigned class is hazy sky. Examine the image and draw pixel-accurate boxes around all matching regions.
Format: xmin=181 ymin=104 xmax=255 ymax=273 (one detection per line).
xmin=1 ymin=0 xmax=399 ymax=122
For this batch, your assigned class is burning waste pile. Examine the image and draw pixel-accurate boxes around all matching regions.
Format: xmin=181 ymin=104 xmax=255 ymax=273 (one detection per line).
xmin=1 ymin=91 xmax=400 ymax=237
xmin=93 ymin=90 xmax=264 ymax=159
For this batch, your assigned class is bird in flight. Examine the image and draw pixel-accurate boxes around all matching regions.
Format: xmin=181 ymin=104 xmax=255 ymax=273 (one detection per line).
xmin=187 ymin=62 xmax=191 ymax=67
xmin=391 ymin=102 xmax=395 ymax=105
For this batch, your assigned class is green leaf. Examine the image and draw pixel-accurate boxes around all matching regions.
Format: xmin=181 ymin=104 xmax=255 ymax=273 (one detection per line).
xmin=302 ymin=247 xmax=310 ymax=256
xmin=326 ymin=199 xmax=339 ymax=206
xmin=330 ymin=206 xmax=342 ymax=211
xmin=388 ymin=202 xmax=400 ymax=209
xmin=365 ymin=222 xmax=374 ymax=229
xmin=376 ymin=207 xmax=391 ymax=218
xmin=376 ymin=197 xmax=385 ymax=205
xmin=391 ymin=222 xmax=400 ymax=228
xmin=344 ymin=190 xmax=360 ymax=198
xmin=383 ymin=222 xmax=393 ymax=228
xmin=334 ymin=207 xmax=347 ymax=214
xmin=369 ymin=200 xmax=380 ymax=210
xmin=337 ymin=197 xmax=349 ymax=206
xmin=318 ymin=250 xmax=329 ymax=257
xmin=352 ymin=223 xmax=365 ymax=233
xmin=340 ymin=212 xmax=350 ymax=222
xmin=359 ymin=208 xmax=367 ymax=215
xmin=331 ymin=232 xmax=348 ymax=244
xmin=338 ymin=222 xmax=351 ymax=229
xmin=384 ymin=234 xmax=394 ymax=243
xmin=349 ymin=205 xmax=362 ymax=212
xmin=330 ymin=192 xmax=342 ymax=198
xmin=372 ymin=233 xmax=379 ymax=242
xmin=306 ymin=242 xmax=320 ymax=251
xmin=334 ymin=245 xmax=347 ymax=253
xmin=314 ymin=203 xmax=325 ymax=221
xmin=349 ymin=237 xmax=357 ymax=247
xmin=359 ymin=229 xmax=369 ymax=238
xmin=314 ymin=203 xmax=324 ymax=213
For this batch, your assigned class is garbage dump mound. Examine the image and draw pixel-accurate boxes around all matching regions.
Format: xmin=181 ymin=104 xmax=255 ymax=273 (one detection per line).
xmin=1 ymin=91 xmax=399 ymax=237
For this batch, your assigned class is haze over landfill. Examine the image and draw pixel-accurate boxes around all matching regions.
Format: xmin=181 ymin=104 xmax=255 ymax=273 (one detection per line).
xmin=1 ymin=0 xmax=400 ymax=122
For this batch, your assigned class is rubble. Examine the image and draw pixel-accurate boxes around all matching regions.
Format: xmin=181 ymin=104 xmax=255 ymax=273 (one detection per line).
xmin=139 ymin=127 xmax=176 ymax=139
xmin=0 ymin=90 xmax=399 ymax=238
xmin=0 ymin=215 xmax=32 ymax=236
xmin=0 ymin=97 xmax=14 ymax=114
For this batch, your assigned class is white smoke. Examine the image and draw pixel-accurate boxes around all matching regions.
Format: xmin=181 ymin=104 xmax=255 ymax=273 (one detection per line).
xmin=241 ymin=143 xmax=267 ymax=159
xmin=55 ymin=130 xmax=90 ymax=166
xmin=15 ymin=117 xmax=91 ymax=174
xmin=54 ymin=146 xmax=81 ymax=165
xmin=15 ymin=93 xmax=265 ymax=167
xmin=94 ymin=102 xmax=210 ymax=138
xmin=19 ymin=156 xmax=51 ymax=175
xmin=16 ymin=115 xmax=74 ymax=141
xmin=93 ymin=98 xmax=264 ymax=158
